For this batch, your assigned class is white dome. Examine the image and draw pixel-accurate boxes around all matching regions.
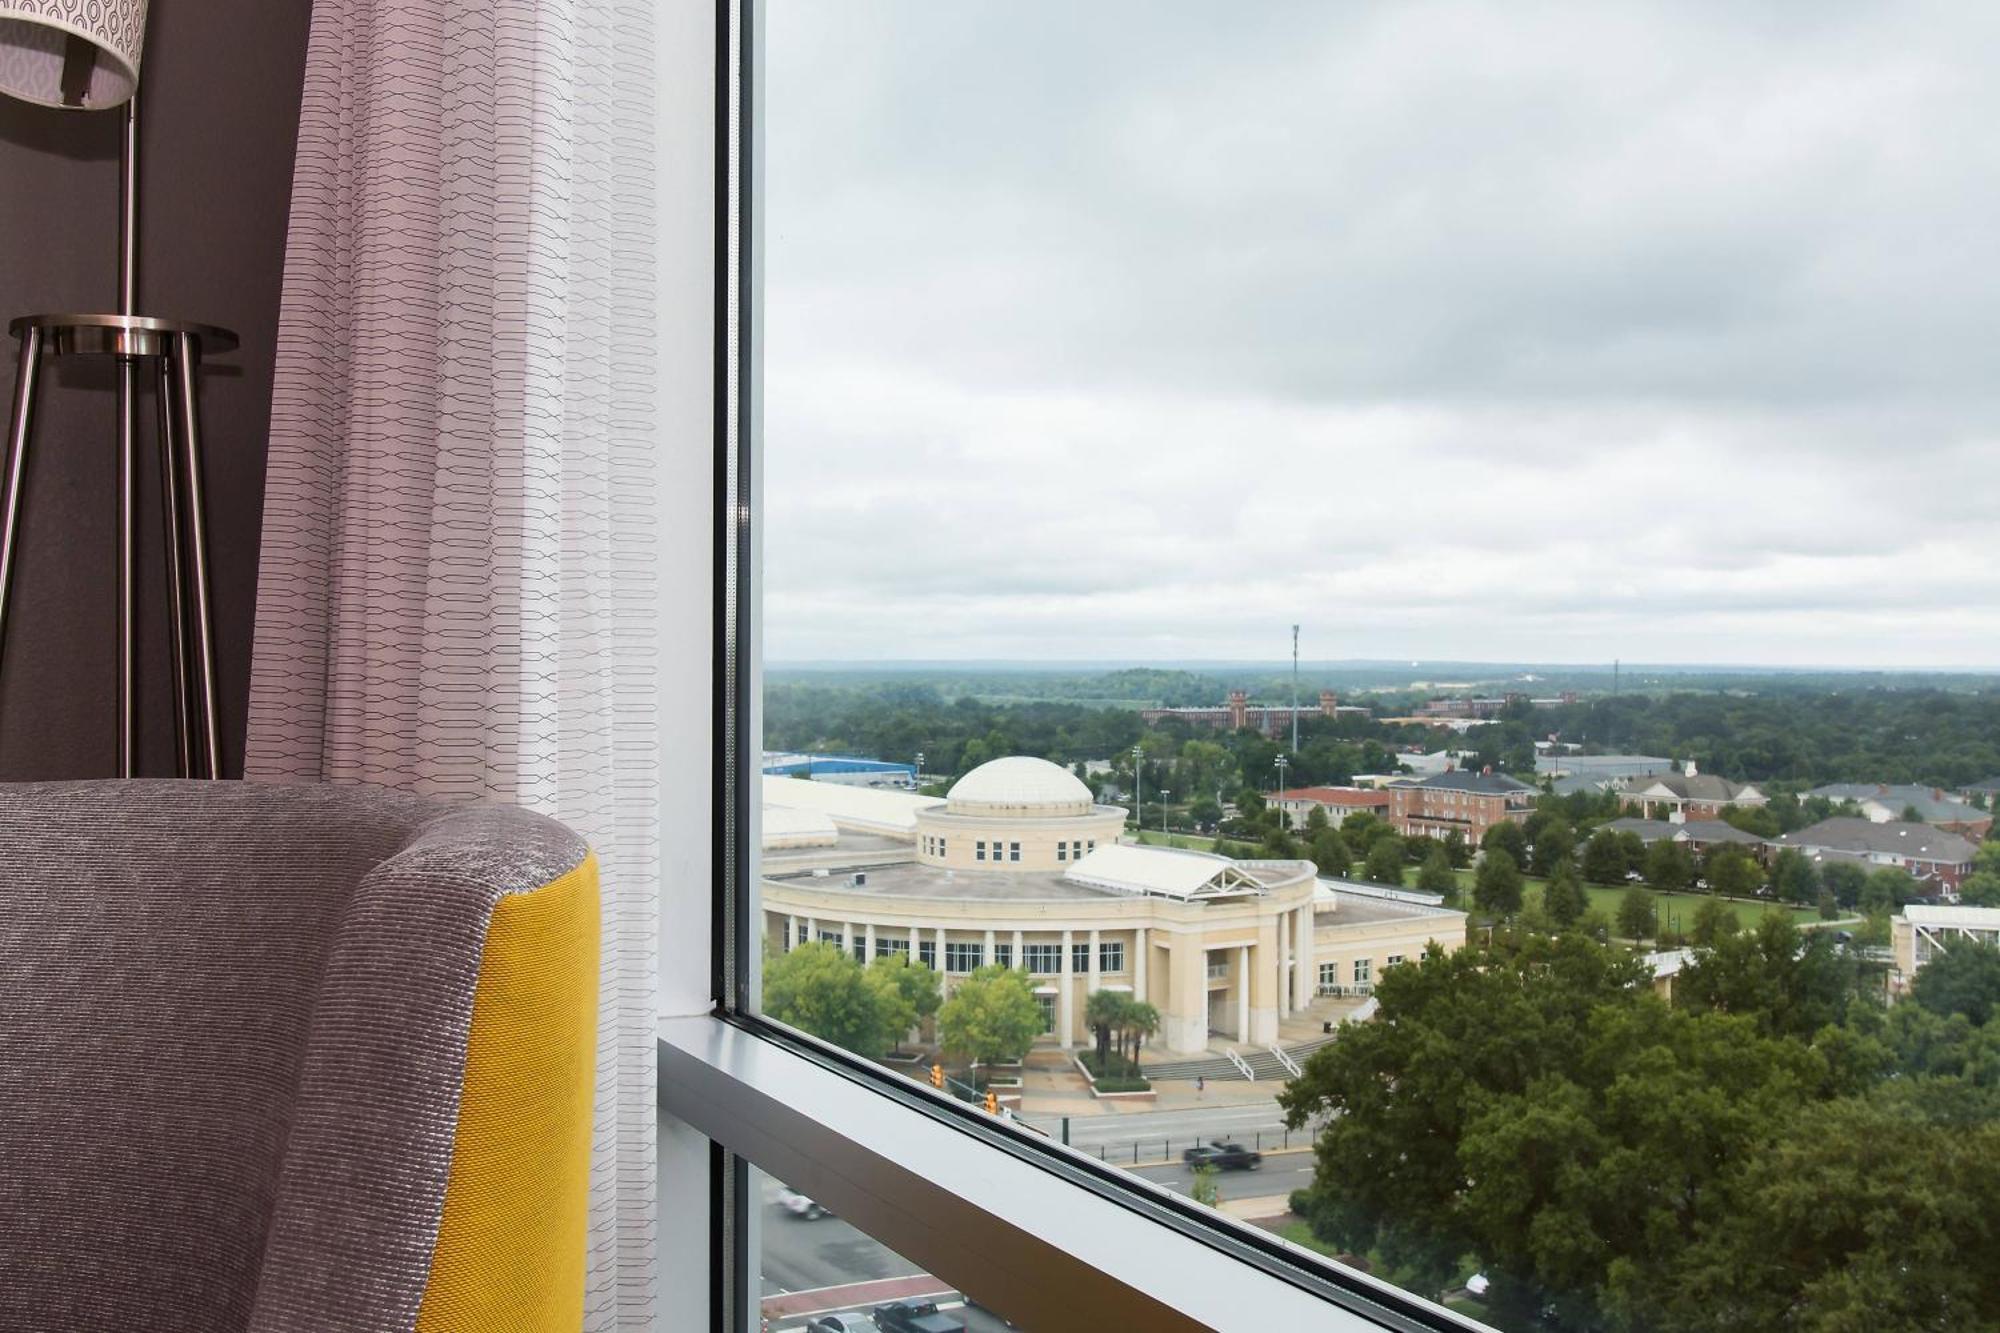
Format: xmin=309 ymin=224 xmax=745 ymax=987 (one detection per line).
xmin=946 ymin=756 xmax=1094 ymax=817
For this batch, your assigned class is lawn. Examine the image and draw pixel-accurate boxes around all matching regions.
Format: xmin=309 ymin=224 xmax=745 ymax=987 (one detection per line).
xmin=1441 ymin=867 xmax=1824 ymax=932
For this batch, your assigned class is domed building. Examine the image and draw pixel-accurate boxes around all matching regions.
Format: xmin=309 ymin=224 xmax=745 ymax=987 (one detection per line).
xmin=762 ymin=755 xmax=1467 ymax=1056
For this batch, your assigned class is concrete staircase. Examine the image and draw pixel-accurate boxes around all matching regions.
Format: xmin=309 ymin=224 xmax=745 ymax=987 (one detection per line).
xmin=1142 ymin=1031 xmax=1343 ymax=1083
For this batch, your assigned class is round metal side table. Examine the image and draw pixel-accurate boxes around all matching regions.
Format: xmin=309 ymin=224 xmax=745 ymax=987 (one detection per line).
xmin=0 ymin=313 xmax=238 ymax=778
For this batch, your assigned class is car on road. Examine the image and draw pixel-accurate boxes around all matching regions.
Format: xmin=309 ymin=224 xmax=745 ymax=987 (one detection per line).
xmin=873 ymin=1299 xmax=964 ymax=1333
xmin=1182 ymin=1141 xmax=1263 ymax=1171
xmin=807 ymin=1314 xmax=880 ymax=1333
xmin=775 ymin=1185 xmax=832 ymax=1219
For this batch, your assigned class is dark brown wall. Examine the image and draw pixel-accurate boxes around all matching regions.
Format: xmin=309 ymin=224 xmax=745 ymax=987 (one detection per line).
xmin=0 ymin=0 xmax=311 ymax=779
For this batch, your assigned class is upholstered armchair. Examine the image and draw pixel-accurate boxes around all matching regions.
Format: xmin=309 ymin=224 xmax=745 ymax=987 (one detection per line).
xmin=0 ymin=781 xmax=600 ymax=1333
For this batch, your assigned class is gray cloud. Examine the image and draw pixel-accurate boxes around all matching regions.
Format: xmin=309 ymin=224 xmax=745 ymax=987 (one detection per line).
xmin=763 ymin=0 xmax=2000 ymax=667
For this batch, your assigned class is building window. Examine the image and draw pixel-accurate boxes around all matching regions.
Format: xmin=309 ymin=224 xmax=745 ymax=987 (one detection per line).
xmin=1010 ymin=841 xmax=1022 ymax=862
xmin=1087 ymin=840 xmax=1097 ymax=853
xmin=817 ymin=930 xmax=841 ymax=946
xmin=1057 ymin=840 xmax=1068 ymax=861
xmin=1354 ymin=958 xmax=1374 ymax=985
xmin=1386 ymin=954 xmax=1406 ymax=968
xmin=917 ymin=940 xmax=936 ymax=970
xmin=1073 ymin=942 xmax=1092 ymax=973
xmin=853 ymin=939 xmax=868 ymax=962
xmin=938 ymin=838 xmax=946 ymax=857
xmin=877 ymin=937 xmax=909 ymax=959
xmin=1024 ymin=943 xmax=1061 ymax=974
xmin=1319 ymin=961 xmax=1339 ymax=990
xmin=994 ymin=942 xmax=1013 ymax=969
xmin=1035 ymin=993 xmax=1057 ymax=1034
xmin=945 ymin=942 xmax=983 ymax=974
xmin=976 ymin=840 xmax=986 ymax=861
xmin=1099 ymin=941 xmax=1125 ymax=973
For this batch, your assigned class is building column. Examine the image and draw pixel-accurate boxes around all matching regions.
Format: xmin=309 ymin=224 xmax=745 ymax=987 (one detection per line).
xmin=935 ymin=926 xmax=948 ymax=976
xmin=984 ymin=928 xmax=996 ymax=971
xmin=843 ymin=922 xmax=856 ymax=958
xmin=1059 ymin=928 xmax=1075 ymax=1049
xmin=1277 ymin=912 xmax=1291 ymax=1020
xmin=805 ymin=916 xmax=817 ymax=945
xmin=1163 ymin=935 xmax=1207 ymax=1054
xmin=1088 ymin=927 xmax=1101 ymax=999
xmin=1237 ymin=944 xmax=1252 ymax=1042
xmin=787 ymin=914 xmax=799 ymax=951
xmin=1012 ymin=928 xmax=1024 ymax=973
xmin=908 ymin=923 xmax=921 ymax=961
xmin=865 ymin=922 xmax=877 ymax=961
xmin=1133 ymin=926 xmax=1148 ymax=1006
xmin=1293 ymin=905 xmax=1316 ymax=1011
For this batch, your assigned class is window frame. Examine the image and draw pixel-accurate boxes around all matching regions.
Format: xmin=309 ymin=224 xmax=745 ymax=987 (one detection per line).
xmin=670 ymin=2 xmax=1493 ymax=1329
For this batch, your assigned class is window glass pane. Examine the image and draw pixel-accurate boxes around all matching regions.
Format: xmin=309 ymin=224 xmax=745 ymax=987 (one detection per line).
xmin=753 ymin=1 xmax=2000 ymax=1325
xmin=754 ymin=1165 xmax=1027 ymax=1331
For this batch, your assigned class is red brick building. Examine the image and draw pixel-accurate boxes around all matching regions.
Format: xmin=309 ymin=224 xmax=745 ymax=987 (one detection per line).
xmin=1390 ymin=770 xmax=1536 ymax=843
xmin=1140 ymin=690 xmax=1364 ymax=740
xmin=1268 ymin=786 xmax=1393 ymax=831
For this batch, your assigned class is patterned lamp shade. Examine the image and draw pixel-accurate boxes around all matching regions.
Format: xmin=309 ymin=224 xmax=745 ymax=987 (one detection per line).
xmin=0 ymin=0 xmax=149 ymax=109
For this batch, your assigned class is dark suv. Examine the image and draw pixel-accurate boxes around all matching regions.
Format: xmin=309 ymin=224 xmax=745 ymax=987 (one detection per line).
xmin=874 ymin=1301 xmax=964 ymax=1333
xmin=1182 ymin=1141 xmax=1263 ymax=1171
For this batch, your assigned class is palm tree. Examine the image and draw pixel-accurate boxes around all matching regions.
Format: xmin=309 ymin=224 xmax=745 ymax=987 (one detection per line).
xmin=1123 ymin=1001 xmax=1161 ymax=1068
xmin=1084 ymin=989 xmax=1130 ymax=1068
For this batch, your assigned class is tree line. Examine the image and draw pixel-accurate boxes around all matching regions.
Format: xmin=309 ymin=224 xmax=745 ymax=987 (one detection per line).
xmin=1279 ymin=922 xmax=2000 ymax=1330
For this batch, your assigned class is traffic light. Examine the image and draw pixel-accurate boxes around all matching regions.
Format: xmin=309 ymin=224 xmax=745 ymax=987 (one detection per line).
xmin=983 ymin=1090 xmax=999 ymax=1115
xmin=929 ymin=1063 xmax=944 ymax=1089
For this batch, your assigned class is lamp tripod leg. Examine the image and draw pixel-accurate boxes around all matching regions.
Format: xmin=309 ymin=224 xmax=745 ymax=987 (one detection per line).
xmin=157 ymin=354 xmax=192 ymax=777
xmin=173 ymin=334 xmax=222 ymax=779
xmin=0 ymin=328 xmax=43 ymax=715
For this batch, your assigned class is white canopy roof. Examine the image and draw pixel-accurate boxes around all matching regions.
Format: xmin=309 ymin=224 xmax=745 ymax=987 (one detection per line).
xmin=761 ymin=775 xmax=932 ymax=835
xmin=947 ymin=756 xmax=1094 ymax=815
xmin=1906 ymin=904 xmax=2000 ymax=929
xmin=1064 ymin=844 xmax=1268 ymax=902
xmin=760 ymin=805 xmax=839 ymax=850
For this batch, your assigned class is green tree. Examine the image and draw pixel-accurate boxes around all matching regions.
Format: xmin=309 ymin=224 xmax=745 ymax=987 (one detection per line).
xmin=1643 ymin=838 xmax=1694 ymax=895
xmin=1481 ymin=819 xmax=1529 ymax=868
xmin=1820 ymin=859 xmax=1869 ymax=908
xmin=1544 ymin=860 xmax=1589 ymax=929
xmin=1674 ymin=915 xmax=1856 ymax=1040
xmin=1473 ymin=849 xmax=1525 ymax=918
xmin=938 ymin=965 xmax=1044 ymax=1068
xmin=1441 ymin=829 xmax=1471 ymax=869
xmin=1304 ymin=804 xmax=1331 ymax=835
xmin=1310 ymin=828 xmax=1351 ymax=878
xmin=1616 ymin=886 xmax=1658 ymax=942
xmin=1415 ymin=845 xmax=1458 ymax=897
xmin=866 ymin=953 xmax=941 ymax=1052
xmin=1816 ymin=888 xmax=1839 ymax=920
xmin=1581 ymin=829 xmax=1630 ymax=885
xmin=1770 ymin=847 xmax=1820 ymax=904
xmin=1963 ymin=870 xmax=2000 ymax=908
xmin=1529 ymin=818 xmax=1576 ymax=879
xmin=1085 ymin=988 xmax=1133 ymax=1068
xmin=1690 ymin=895 xmax=1739 ymax=946
xmin=1703 ymin=843 xmax=1762 ymax=898
xmin=1190 ymin=1163 xmax=1220 ymax=1208
xmin=1910 ymin=941 xmax=2000 ymax=1026
xmin=1189 ymin=793 xmax=1223 ymax=827
xmin=765 ymin=941 xmax=892 ymax=1058
xmin=1363 ymin=835 xmax=1408 ymax=886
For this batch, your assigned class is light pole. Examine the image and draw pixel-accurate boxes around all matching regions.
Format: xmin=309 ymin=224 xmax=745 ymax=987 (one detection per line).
xmin=1160 ymin=790 xmax=1171 ymax=842
xmin=914 ymin=750 xmax=924 ymax=790
xmin=1273 ymin=754 xmax=1289 ymax=796
xmin=1131 ymin=744 xmax=1144 ymax=834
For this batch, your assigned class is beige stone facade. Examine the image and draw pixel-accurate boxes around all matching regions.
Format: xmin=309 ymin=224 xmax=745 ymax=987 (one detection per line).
xmin=763 ymin=757 xmax=1470 ymax=1055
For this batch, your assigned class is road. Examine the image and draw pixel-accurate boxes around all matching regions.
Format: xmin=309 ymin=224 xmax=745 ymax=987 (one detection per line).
xmin=1016 ymin=1101 xmax=1319 ymax=1165
xmin=755 ymin=1152 xmax=1317 ymax=1329
xmin=1133 ymin=1152 xmax=1316 ymax=1203
xmin=759 ymin=1177 xmax=1016 ymax=1331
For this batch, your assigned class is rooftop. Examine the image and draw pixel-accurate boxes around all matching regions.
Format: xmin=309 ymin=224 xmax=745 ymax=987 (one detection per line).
xmin=1619 ymin=772 xmax=1761 ymax=802
xmin=1412 ymin=769 xmax=1536 ymax=795
xmin=946 ymin=756 xmax=1094 ymax=817
xmin=762 ymin=775 xmax=935 ymax=834
xmin=769 ymin=860 xmax=1116 ymax=903
xmin=1808 ymin=783 xmax=1986 ymax=824
xmin=1778 ymin=818 xmax=1978 ymax=864
xmin=1905 ymin=904 xmax=2000 ymax=929
xmin=1269 ymin=786 xmax=1391 ymax=806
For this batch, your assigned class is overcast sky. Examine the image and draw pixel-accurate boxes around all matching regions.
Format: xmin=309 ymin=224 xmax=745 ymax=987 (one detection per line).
xmin=763 ymin=1 xmax=2000 ymax=668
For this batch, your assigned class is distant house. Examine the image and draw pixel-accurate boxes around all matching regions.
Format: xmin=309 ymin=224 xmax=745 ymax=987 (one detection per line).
xmin=1959 ymin=777 xmax=2000 ymax=803
xmin=1616 ymin=764 xmax=1766 ymax=822
xmin=1807 ymin=783 xmax=1992 ymax=840
xmin=1268 ymin=786 xmax=1393 ymax=831
xmin=1140 ymin=689 xmax=1366 ymax=740
xmin=1389 ymin=769 xmax=1536 ymax=843
xmin=1600 ymin=817 xmax=1770 ymax=859
xmin=1777 ymin=818 xmax=1977 ymax=897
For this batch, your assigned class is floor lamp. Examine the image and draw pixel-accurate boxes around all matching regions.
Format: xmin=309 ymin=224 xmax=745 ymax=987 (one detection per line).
xmin=0 ymin=0 xmax=236 ymax=779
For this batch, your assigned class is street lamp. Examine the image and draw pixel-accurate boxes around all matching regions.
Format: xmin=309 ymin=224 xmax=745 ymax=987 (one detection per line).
xmin=1132 ymin=744 xmax=1144 ymax=832
xmin=1160 ymin=790 xmax=1171 ymax=841
xmin=914 ymin=751 xmax=924 ymax=789
xmin=1273 ymin=754 xmax=1289 ymax=796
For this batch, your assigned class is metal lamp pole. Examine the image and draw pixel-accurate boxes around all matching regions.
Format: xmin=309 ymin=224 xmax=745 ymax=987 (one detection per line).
xmin=1160 ymin=790 xmax=1171 ymax=841
xmin=1132 ymin=744 xmax=1144 ymax=833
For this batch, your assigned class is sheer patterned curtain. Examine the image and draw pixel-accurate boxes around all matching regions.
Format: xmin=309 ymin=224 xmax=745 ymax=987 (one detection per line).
xmin=245 ymin=0 xmax=659 ymax=1327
